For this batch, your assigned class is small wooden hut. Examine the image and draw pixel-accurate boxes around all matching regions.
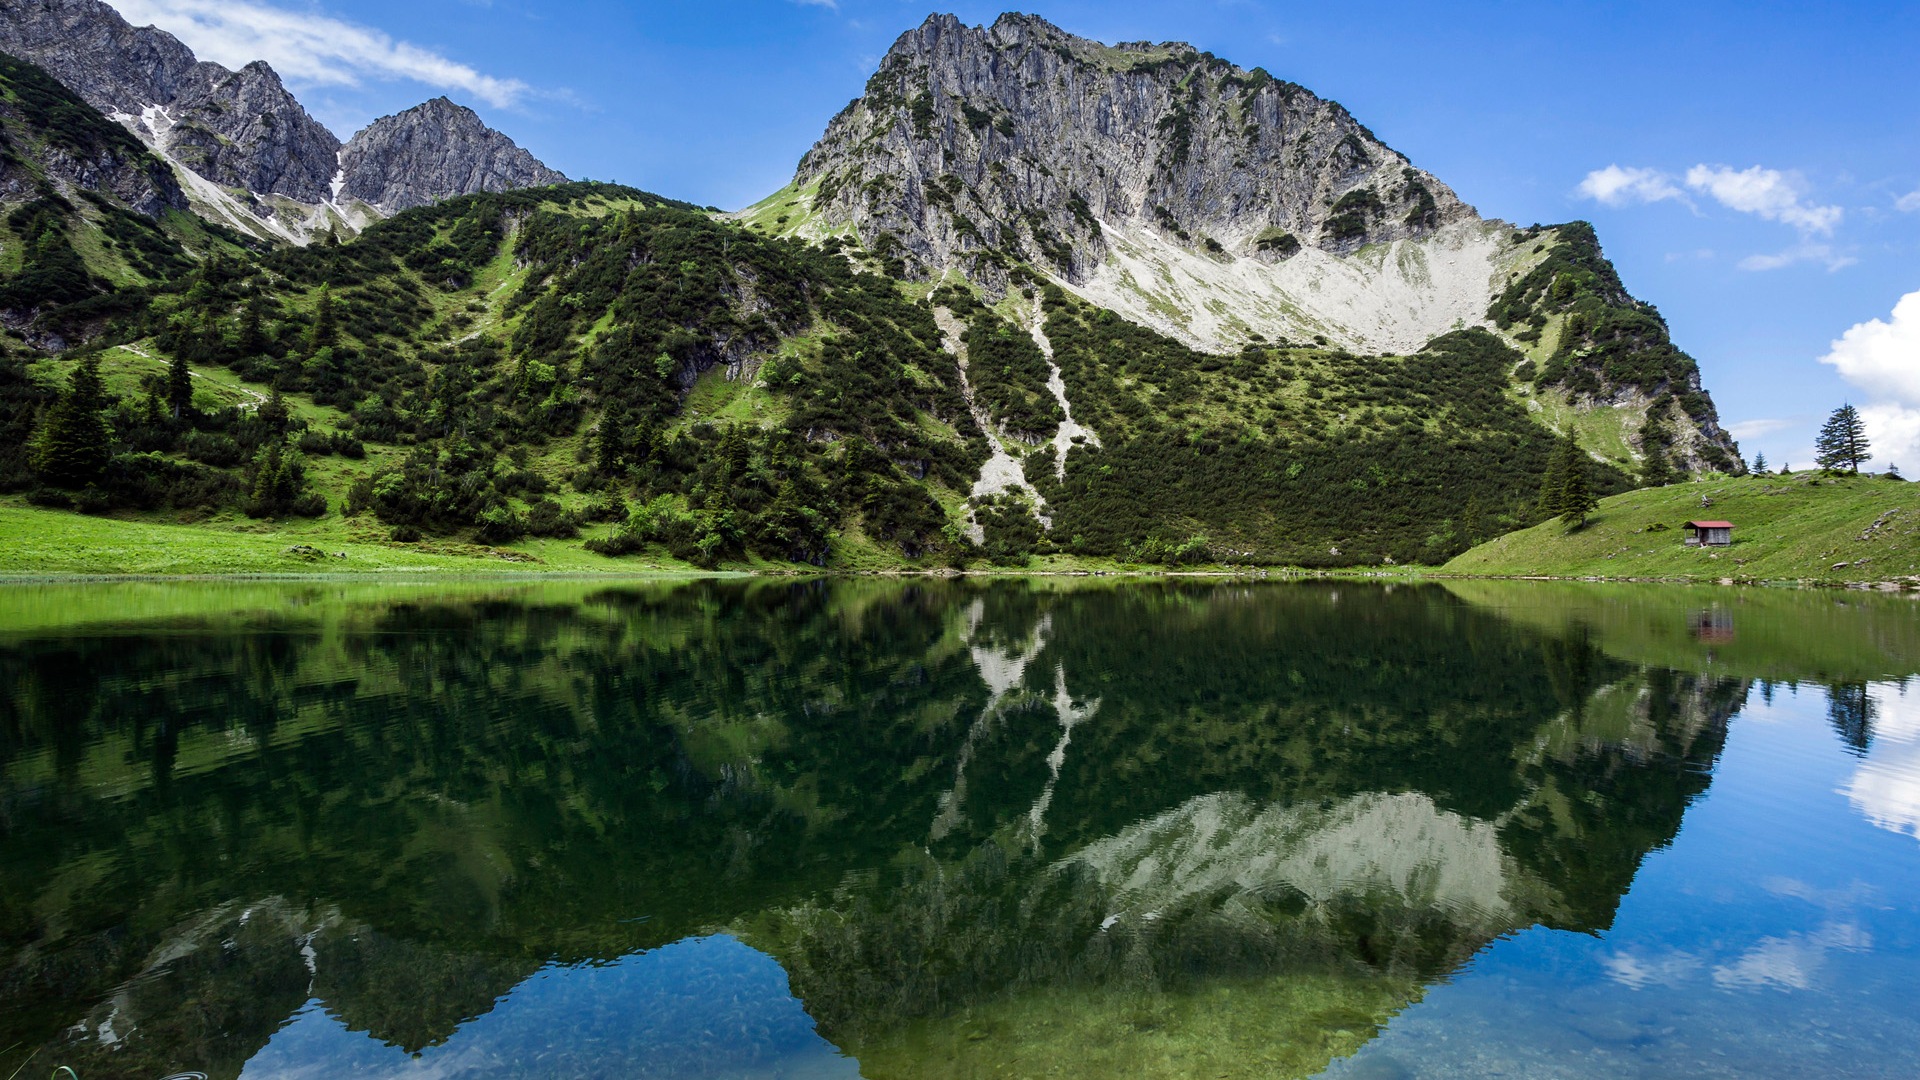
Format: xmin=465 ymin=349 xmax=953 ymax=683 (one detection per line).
xmin=1683 ymin=520 xmax=1734 ymax=547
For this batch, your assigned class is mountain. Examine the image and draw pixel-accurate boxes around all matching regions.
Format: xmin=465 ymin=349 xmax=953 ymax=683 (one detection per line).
xmin=0 ymin=48 xmax=258 ymax=354
xmin=0 ymin=12 xmax=1753 ymax=574
xmin=338 ymin=97 xmax=568 ymax=216
xmin=752 ymin=13 xmax=1739 ymax=475
xmin=0 ymin=0 xmax=567 ymax=241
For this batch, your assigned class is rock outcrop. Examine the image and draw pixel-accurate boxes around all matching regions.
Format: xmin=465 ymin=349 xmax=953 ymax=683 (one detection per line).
xmin=0 ymin=0 xmax=568 ymax=236
xmin=0 ymin=0 xmax=341 ymax=201
xmin=338 ymin=97 xmax=568 ymax=215
xmin=770 ymin=12 xmax=1743 ymax=474
xmin=794 ymin=13 xmax=1474 ymax=286
xmin=0 ymin=49 xmax=186 ymax=216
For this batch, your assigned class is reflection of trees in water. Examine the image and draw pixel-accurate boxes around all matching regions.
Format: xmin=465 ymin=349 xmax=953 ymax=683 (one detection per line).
xmin=0 ymin=582 xmax=1753 ymax=1076
xmin=1828 ymin=683 xmax=1876 ymax=755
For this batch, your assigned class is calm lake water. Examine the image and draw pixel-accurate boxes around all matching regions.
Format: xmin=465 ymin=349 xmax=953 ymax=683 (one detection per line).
xmin=2 ymin=578 xmax=1917 ymax=1079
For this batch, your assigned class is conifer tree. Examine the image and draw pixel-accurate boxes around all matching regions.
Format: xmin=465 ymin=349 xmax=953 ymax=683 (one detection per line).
xmin=1560 ymin=435 xmax=1598 ymax=528
xmin=166 ymin=350 xmax=193 ymax=421
xmin=1752 ymin=452 xmax=1768 ymax=473
xmin=1640 ymin=440 xmax=1672 ymax=488
xmin=237 ymin=291 xmax=270 ymax=358
xmin=309 ymin=286 xmax=339 ymax=354
xmin=1536 ymin=433 xmax=1571 ymax=519
xmin=258 ymin=386 xmax=291 ymax=439
xmin=31 ymin=356 xmax=112 ymax=488
xmin=1814 ymin=404 xmax=1872 ymax=474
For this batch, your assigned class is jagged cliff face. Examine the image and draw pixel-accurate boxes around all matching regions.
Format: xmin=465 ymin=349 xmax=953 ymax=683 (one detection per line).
xmin=786 ymin=13 xmax=1505 ymax=353
xmin=0 ymin=51 xmax=185 ymax=216
xmin=0 ymin=0 xmax=567 ymax=241
xmin=801 ymin=13 xmax=1472 ymax=272
xmin=339 ymin=97 xmax=568 ymax=215
xmin=0 ymin=0 xmax=341 ymax=201
xmin=771 ymin=12 xmax=1741 ymax=473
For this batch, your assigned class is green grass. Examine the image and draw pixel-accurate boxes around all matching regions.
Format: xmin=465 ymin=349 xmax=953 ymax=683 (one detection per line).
xmin=1444 ymin=471 xmax=1920 ymax=585
xmin=0 ymin=503 xmax=714 ymax=576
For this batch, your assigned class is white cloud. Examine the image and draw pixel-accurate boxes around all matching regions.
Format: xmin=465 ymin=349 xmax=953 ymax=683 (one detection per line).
xmin=1725 ymin=417 xmax=1800 ymax=441
xmin=1820 ymin=290 xmax=1920 ymax=405
xmin=1576 ymin=164 xmax=1686 ymax=207
xmin=107 ymin=0 xmax=530 ymax=108
xmin=1820 ymin=292 xmax=1920 ymax=468
xmin=1896 ymin=190 xmax=1920 ymax=213
xmin=1858 ymin=404 xmax=1920 ymax=474
xmin=1686 ymin=164 xmax=1843 ymax=235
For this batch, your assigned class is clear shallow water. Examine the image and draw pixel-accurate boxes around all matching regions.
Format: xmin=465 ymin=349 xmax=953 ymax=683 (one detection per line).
xmin=0 ymin=579 xmax=1916 ymax=1079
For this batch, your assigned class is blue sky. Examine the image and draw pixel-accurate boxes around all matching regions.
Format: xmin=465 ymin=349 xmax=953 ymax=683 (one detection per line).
xmin=105 ymin=1 xmax=1920 ymax=471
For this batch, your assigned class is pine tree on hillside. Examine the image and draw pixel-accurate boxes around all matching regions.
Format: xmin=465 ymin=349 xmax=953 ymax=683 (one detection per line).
xmin=1814 ymin=404 xmax=1872 ymax=474
xmin=309 ymin=286 xmax=339 ymax=354
xmin=1641 ymin=439 xmax=1673 ymax=488
xmin=31 ymin=356 xmax=112 ymax=488
xmin=1536 ymin=433 xmax=1572 ymax=519
xmin=166 ymin=351 xmax=193 ymax=421
xmin=1560 ymin=433 xmax=1599 ymax=528
xmin=1752 ymin=452 xmax=1768 ymax=473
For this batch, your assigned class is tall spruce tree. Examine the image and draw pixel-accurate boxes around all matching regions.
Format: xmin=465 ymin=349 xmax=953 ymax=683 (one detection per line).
xmin=1536 ymin=433 xmax=1572 ymax=519
xmin=309 ymin=286 xmax=339 ymax=354
xmin=31 ymin=356 xmax=112 ymax=488
xmin=1814 ymin=404 xmax=1872 ymax=474
xmin=166 ymin=351 xmax=193 ymax=421
xmin=1752 ymin=452 xmax=1768 ymax=473
xmin=1560 ymin=434 xmax=1598 ymax=528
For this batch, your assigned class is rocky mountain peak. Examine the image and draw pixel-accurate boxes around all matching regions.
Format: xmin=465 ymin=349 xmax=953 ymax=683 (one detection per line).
xmin=0 ymin=0 xmax=566 ymax=236
xmin=0 ymin=0 xmax=342 ymax=201
xmin=791 ymin=10 xmax=1474 ymax=290
xmin=337 ymin=97 xmax=568 ymax=215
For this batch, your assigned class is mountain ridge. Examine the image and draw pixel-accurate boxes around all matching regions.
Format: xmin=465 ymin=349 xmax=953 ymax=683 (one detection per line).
xmin=749 ymin=11 xmax=1738 ymax=474
xmin=0 ymin=11 xmax=1752 ymax=574
xmin=0 ymin=0 xmax=568 ymax=241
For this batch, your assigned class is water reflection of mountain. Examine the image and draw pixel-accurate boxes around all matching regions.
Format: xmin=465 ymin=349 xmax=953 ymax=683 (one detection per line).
xmin=0 ymin=581 xmax=1745 ymax=1078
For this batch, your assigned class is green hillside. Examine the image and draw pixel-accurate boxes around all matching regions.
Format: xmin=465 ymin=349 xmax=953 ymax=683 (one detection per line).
xmin=0 ymin=44 xmax=1748 ymax=576
xmin=1443 ymin=471 xmax=1920 ymax=585
xmin=0 ymin=178 xmax=1660 ymax=574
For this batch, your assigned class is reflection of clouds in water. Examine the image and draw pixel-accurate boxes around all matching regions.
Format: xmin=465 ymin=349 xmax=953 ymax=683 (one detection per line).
xmin=1711 ymin=922 xmax=1871 ymax=992
xmin=1602 ymin=949 xmax=1700 ymax=990
xmin=1842 ymin=681 xmax=1920 ymax=841
xmin=1867 ymin=680 xmax=1920 ymax=743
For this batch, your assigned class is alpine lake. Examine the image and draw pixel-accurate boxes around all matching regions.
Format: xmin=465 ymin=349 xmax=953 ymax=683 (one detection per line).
xmin=2 ymin=577 xmax=1917 ymax=1080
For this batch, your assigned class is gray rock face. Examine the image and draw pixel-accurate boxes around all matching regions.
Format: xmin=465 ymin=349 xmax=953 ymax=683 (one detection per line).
xmin=0 ymin=0 xmax=341 ymax=201
xmin=0 ymin=50 xmax=186 ymax=216
xmin=339 ymin=98 xmax=568 ymax=214
xmin=795 ymin=13 xmax=1475 ymax=284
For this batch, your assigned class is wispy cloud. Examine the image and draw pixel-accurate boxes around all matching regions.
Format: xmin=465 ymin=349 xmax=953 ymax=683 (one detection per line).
xmin=1726 ymin=417 xmax=1801 ymax=441
xmin=788 ymin=0 xmax=839 ymax=9
xmin=1739 ymin=243 xmax=1854 ymax=273
xmin=108 ymin=0 xmax=531 ymax=108
xmin=1576 ymin=161 xmax=1848 ymax=270
xmin=1897 ymin=190 xmax=1920 ymax=213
